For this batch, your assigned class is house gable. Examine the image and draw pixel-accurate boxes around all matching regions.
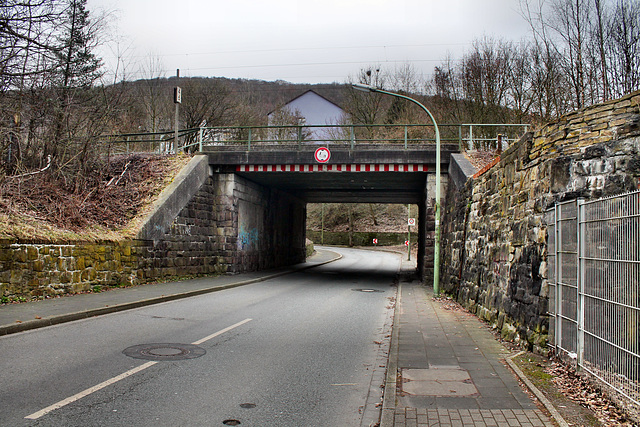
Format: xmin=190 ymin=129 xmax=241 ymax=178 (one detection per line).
xmin=268 ymin=90 xmax=345 ymax=126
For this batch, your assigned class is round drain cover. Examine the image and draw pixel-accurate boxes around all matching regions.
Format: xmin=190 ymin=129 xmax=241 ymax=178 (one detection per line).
xmin=352 ymin=288 xmax=384 ymax=293
xmin=123 ymin=343 xmax=206 ymax=361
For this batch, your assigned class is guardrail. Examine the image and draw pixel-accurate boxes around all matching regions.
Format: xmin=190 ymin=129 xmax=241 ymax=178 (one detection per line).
xmin=97 ymin=123 xmax=530 ymax=154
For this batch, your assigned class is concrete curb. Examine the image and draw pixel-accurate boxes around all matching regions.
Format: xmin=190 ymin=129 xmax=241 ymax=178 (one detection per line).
xmin=506 ymin=351 xmax=570 ymax=427
xmin=380 ymin=282 xmax=401 ymax=427
xmin=0 ymin=252 xmax=342 ymax=336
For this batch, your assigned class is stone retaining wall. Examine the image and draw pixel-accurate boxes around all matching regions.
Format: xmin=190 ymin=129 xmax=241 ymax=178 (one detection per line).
xmin=1 ymin=169 xmax=307 ymax=301
xmin=440 ymin=90 xmax=640 ymax=354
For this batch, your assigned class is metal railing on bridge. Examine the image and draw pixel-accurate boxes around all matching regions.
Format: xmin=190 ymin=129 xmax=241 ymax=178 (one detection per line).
xmin=545 ymin=190 xmax=640 ymax=411
xmin=97 ymin=123 xmax=530 ymax=154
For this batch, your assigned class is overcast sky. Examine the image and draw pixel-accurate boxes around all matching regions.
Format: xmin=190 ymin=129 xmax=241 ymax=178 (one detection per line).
xmin=88 ymin=0 xmax=532 ymax=85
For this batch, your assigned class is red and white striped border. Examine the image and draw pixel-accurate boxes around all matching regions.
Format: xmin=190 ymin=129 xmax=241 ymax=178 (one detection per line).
xmin=236 ymin=164 xmax=428 ymax=172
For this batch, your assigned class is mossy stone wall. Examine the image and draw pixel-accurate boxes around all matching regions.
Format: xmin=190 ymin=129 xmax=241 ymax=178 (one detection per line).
xmin=440 ymin=90 xmax=640 ymax=354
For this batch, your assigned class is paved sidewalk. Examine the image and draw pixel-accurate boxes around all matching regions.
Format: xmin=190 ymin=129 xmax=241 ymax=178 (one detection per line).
xmin=0 ymin=249 xmax=340 ymax=336
xmin=383 ymin=276 xmax=557 ymax=427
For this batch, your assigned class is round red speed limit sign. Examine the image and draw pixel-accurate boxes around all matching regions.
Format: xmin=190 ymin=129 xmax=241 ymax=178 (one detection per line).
xmin=314 ymin=147 xmax=331 ymax=163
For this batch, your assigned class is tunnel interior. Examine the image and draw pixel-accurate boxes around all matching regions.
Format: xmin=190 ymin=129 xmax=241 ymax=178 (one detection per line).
xmin=232 ymin=168 xmax=434 ymax=280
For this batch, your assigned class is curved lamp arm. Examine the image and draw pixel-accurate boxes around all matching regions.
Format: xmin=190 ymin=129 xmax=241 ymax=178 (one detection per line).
xmin=351 ymin=83 xmax=442 ymax=295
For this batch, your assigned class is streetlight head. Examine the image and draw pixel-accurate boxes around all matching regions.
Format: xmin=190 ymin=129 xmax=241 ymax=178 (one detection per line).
xmin=352 ymin=83 xmax=375 ymax=93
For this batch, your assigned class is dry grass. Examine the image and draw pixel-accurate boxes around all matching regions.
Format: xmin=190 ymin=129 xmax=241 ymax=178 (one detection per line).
xmin=0 ymin=153 xmax=191 ymax=242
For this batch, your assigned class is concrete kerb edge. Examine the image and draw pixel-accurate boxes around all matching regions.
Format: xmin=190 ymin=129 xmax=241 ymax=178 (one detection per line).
xmin=379 ymin=277 xmax=402 ymax=427
xmin=506 ymin=351 xmax=570 ymax=427
xmin=0 ymin=251 xmax=343 ymax=337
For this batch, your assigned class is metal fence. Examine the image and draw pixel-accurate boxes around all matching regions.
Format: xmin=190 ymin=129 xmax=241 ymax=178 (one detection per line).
xmin=546 ymin=190 xmax=640 ymax=408
xmin=96 ymin=123 xmax=530 ymax=154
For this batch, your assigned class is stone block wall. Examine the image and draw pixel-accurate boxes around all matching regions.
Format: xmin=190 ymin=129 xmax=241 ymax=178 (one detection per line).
xmin=0 ymin=241 xmax=142 ymax=299
xmin=1 ymin=170 xmax=307 ymax=301
xmin=440 ymin=90 xmax=640 ymax=353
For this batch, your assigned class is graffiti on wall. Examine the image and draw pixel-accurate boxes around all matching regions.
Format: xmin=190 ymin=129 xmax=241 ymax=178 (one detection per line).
xmin=238 ymin=225 xmax=259 ymax=250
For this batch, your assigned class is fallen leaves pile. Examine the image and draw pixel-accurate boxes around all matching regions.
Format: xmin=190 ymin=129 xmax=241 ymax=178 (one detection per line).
xmin=546 ymin=360 xmax=636 ymax=426
xmin=430 ymin=294 xmax=637 ymax=425
xmin=433 ymin=295 xmax=467 ymax=312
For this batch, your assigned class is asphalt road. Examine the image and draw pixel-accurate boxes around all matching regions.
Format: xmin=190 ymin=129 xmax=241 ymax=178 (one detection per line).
xmin=0 ymin=247 xmax=400 ymax=427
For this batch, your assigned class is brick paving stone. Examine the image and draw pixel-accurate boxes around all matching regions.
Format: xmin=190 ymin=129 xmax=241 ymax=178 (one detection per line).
xmin=390 ymin=284 xmax=560 ymax=427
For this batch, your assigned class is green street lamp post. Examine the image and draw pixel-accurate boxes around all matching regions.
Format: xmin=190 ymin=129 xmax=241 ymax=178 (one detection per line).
xmin=352 ymin=83 xmax=441 ymax=295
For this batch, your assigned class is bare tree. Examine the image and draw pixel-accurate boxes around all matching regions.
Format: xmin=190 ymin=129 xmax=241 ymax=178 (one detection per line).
xmin=137 ymin=53 xmax=170 ymax=133
xmin=594 ymin=0 xmax=611 ymax=100
xmin=180 ymin=77 xmax=235 ymax=151
xmin=344 ymin=66 xmax=388 ymax=126
xmin=608 ymin=0 xmax=640 ymax=97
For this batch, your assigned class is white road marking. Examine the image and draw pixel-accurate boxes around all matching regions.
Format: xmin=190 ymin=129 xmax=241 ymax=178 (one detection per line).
xmin=191 ymin=318 xmax=252 ymax=345
xmin=25 ymin=318 xmax=253 ymax=420
xmin=25 ymin=361 xmax=157 ymax=420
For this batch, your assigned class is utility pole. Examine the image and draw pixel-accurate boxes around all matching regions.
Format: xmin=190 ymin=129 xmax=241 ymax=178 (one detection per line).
xmin=173 ymin=69 xmax=181 ymax=154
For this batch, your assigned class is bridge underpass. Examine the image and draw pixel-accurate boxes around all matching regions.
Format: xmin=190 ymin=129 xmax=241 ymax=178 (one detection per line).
xmin=203 ymin=142 xmax=459 ymax=280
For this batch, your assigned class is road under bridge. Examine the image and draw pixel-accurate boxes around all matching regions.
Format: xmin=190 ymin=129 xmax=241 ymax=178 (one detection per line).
xmin=135 ymin=125 xmax=487 ymax=280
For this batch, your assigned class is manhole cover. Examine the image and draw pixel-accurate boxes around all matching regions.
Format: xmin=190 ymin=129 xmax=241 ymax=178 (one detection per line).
xmin=352 ymin=288 xmax=384 ymax=293
xmin=239 ymin=403 xmax=256 ymax=409
xmin=223 ymin=420 xmax=241 ymax=426
xmin=123 ymin=343 xmax=206 ymax=361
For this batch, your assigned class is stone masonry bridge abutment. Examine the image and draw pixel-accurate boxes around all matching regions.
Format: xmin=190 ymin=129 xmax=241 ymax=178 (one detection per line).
xmin=137 ymin=143 xmax=459 ymax=279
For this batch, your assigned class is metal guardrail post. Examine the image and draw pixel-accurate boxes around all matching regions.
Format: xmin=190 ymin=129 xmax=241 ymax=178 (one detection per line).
xmin=577 ymin=198 xmax=585 ymax=369
xmin=198 ymin=127 xmax=203 ymax=152
xmin=458 ymin=125 xmax=462 ymax=151
xmin=350 ymin=126 xmax=355 ymax=150
xmin=555 ymin=203 xmax=562 ymax=352
xmin=404 ymin=126 xmax=408 ymax=149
